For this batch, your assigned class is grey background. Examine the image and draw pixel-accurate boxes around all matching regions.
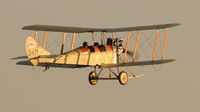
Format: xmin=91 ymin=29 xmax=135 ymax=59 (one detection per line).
xmin=0 ymin=0 xmax=199 ymax=112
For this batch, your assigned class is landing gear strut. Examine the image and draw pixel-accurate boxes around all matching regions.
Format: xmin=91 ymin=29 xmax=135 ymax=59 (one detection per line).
xmin=43 ymin=66 xmax=50 ymax=72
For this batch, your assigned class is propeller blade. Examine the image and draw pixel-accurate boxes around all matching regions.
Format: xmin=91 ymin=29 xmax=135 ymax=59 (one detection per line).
xmin=127 ymin=51 xmax=133 ymax=56
xmin=126 ymin=50 xmax=140 ymax=60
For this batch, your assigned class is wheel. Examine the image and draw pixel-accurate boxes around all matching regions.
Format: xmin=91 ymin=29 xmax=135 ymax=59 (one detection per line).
xmin=88 ymin=71 xmax=98 ymax=85
xmin=118 ymin=71 xmax=128 ymax=85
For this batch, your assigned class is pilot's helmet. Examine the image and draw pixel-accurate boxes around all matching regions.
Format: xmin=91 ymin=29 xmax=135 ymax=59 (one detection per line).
xmin=94 ymin=42 xmax=100 ymax=47
xmin=119 ymin=38 xmax=123 ymax=42
xmin=107 ymin=38 xmax=113 ymax=45
xmin=114 ymin=38 xmax=123 ymax=42
xmin=83 ymin=41 xmax=88 ymax=47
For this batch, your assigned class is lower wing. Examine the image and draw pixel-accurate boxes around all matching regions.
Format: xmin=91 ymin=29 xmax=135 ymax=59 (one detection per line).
xmin=15 ymin=59 xmax=175 ymax=69
xmin=100 ymin=59 xmax=176 ymax=68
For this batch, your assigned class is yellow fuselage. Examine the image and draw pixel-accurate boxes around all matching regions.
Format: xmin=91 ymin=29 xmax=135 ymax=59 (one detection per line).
xmin=39 ymin=47 xmax=117 ymax=66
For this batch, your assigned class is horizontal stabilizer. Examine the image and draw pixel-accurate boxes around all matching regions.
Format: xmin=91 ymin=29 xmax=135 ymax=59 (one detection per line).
xmin=10 ymin=56 xmax=28 ymax=60
xmin=16 ymin=60 xmax=88 ymax=68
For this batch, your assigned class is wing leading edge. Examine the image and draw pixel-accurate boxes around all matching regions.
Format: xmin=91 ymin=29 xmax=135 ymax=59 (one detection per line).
xmin=22 ymin=23 xmax=181 ymax=33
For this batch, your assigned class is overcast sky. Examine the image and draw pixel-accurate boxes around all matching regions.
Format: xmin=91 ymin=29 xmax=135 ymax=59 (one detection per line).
xmin=0 ymin=0 xmax=199 ymax=112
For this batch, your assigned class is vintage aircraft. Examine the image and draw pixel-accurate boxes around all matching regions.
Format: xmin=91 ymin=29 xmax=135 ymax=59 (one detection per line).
xmin=14 ymin=23 xmax=181 ymax=85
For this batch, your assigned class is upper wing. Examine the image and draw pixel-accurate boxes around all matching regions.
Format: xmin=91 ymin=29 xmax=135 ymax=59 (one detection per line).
xmin=22 ymin=23 xmax=181 ymax=33
xmin=100 ymin=59 xmax=176 ymax=68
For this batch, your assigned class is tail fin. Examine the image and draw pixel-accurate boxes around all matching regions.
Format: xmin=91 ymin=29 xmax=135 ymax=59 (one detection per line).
xmin=25 ymin=36 xmax=51 ymax=66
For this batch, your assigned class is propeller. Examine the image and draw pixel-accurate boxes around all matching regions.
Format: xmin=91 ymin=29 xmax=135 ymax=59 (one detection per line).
xmin=113 ymin=38 xmax=140 ymax=61
xmin=124 ymin=50 xmax=140 ymax=61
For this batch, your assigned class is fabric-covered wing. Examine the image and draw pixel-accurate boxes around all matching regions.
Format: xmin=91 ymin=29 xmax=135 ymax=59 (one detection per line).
xmin=22 ymin=23 xmax=181 ymax=33
xmin=100 ymin=59 xmax=176 ymax=68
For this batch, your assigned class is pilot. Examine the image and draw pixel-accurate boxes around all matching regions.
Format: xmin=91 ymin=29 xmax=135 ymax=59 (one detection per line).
xmin=118 ymin=38 xmax=123 ymax=47
xmin=94 ymin=42 xmax=100 ymax=47
xmin=83 ymin=41 xmax=88 ymax=48
xmin=105 ymin=38 xmax=113 ymax=51
xmin=114 ymin=38 xmax=123 ymax=47
xmin=93 ymin=42 xmax=100 ymax=52
xmin=114 ymin=38 xmax=124 ymax=53
xmin=107 ymin=38 xmax=113 ymax=45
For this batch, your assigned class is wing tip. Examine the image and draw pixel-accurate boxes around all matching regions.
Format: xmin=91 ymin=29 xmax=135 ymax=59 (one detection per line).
xmin=169 ymin=23 xmax=182 ymax=28
xmin=22 ymin=25 xmax=37 ymax=30
xmin=164 ymin=59 xmax=176 ymax=63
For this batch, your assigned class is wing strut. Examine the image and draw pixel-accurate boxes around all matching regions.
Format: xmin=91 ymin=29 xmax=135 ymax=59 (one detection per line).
xmin=132 ymin=31 xmax=140 ymax=61
xmin=123 ymin=32 xmax=131 ymax=63
xmin=161 ymin=28 xmax=169 ymax=59
xmin=42 ymin=32 xmax=47 ymax=48
xmin=60 ymin=32 xmax=66 ymax=54
xmin=152 ymin=30 xmax=159 ymax=60
xmin=71 ymin=33 xmax=75 ymax=50
xmin=34 ymin=31 xmax=38 ymax=40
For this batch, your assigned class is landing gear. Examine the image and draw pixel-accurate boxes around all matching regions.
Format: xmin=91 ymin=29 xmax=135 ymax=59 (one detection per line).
xmin=88 ymin=71 xmax=98 ymax=85
xmin=88 ymin=68 xmax=129 ymax=85
xmin=118 ymin=71 xmax=128 ymax=85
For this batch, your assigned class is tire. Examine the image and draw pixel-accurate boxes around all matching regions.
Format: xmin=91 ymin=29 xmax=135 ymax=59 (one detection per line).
xmin=88 ymin=71 xmax=98 ymax=85
xmin=119 ymin=71 xmax=128 ymax=85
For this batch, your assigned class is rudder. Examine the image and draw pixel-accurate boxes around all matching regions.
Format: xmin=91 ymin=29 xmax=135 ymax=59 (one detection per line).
xmin=25 ymin=36 xmax=39 ymax=66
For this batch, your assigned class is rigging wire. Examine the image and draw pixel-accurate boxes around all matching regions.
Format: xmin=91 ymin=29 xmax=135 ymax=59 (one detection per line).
xmin=151 ymin=30 xmax=166 ymax=71
xmin=119 ymin=58 xmax=135 ymax=76
xmin=91 ymin=32 xmax=95 ymax=43
xmin=46 ymin=32 xmax=62 ymax=53
xmin=136 ymin=31 xmax=153 ymax=60
xmin=77 ymin=33 xmax=83 ymax=43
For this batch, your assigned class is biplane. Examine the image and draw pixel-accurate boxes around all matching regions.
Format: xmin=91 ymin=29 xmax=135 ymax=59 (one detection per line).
xmin=14 ymin=23 xmax=181 ymax=85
